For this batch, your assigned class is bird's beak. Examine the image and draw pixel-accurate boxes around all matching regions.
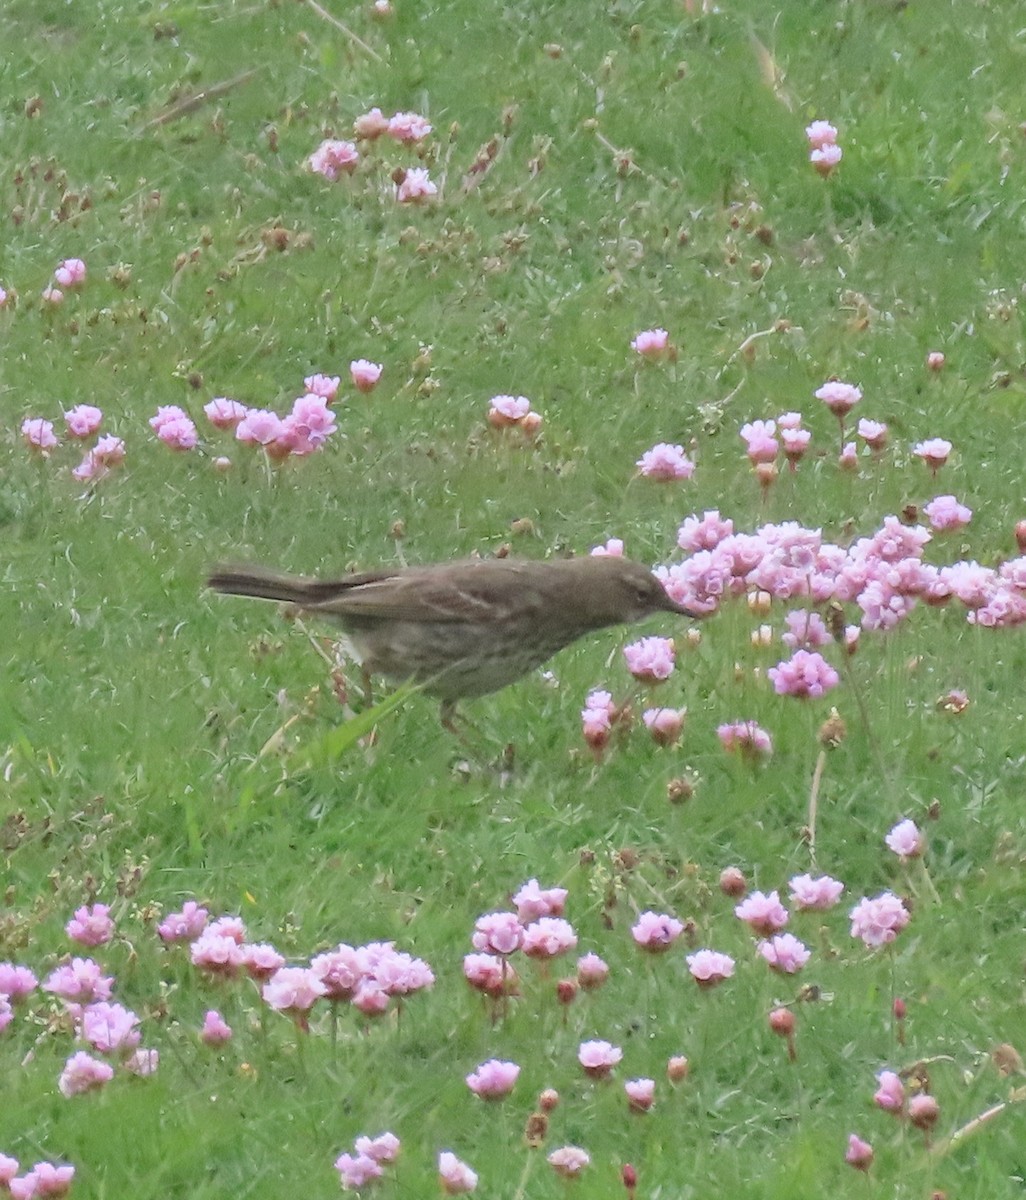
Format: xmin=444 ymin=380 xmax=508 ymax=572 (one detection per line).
xmin=660 ymin=592 xmax=709 ymax=619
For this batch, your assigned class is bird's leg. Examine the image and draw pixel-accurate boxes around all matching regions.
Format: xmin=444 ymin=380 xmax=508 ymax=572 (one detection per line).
xmin=439 ymin=699 xmax=462 ymax=737
xmin=440 ymin=701 xmax=516 ymax=783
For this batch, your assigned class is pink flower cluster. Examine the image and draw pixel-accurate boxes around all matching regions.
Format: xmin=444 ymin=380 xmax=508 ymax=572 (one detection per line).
xmin=334 ymin=1132 xmax=400 ymax=1192
xmin=487 ymin=394 xmax=542 ymax=435
xmin=654 ymin=504 xmax=1026 ymax=631
xmin=464 ymin=883 xmax=606 ymax=1008
xmin=353 ymin=108 xmax=432 ymax=144
xmin=636 ymin=442 xmax=694 ymax=480
xmin=0 ymin=1156 xmax=75 ymax=1199
xmin=806 ymin=119 xmax=842 ymax=175
xmin=168 ymin=903 xmax=433 ymax=1025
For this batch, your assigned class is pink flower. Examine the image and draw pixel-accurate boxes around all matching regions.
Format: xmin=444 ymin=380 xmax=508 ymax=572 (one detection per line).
xmin=79 ymin=1001 xmax=141 ymax=1054
xmin=396 ymin=167 xmax=437 ymax=203
xmin=782 ymin=610 xmax=830 ymax=649
xmin=0 ymin=1156 xmax=18 ymax=1186
xmin=781 ymin=427 xmax=811 ymax=466
xmin=642 ymin=707 xmax=686 ymax=746
xmin=201 ymin=1010 xmax=233 ymax=1046
xmin=685 ymin=949 xmax=735 ymax=987
xmin=155 ymin=415 xmax=198 ymax=451
xmin=206 ymin=914 xmax=246 ymax=941
xmin=667 ymin=1055 xmax=690 ymax=1082
xmin=310 ymin=945 xmax=364 ymax=1000
xmin=466 ymin=1058 xmax=520 ymax=1099
xmin=204 ymin=397 xmax=248 ymax=429
xmin=354 ymin=1133 xmax=400 ymax=1163
xmin=811 ymin=143 xmax=843 ymax=175
xmin=65 ymin=405 xmax=103 ymax=438
xmin=262 ymin=966 xmax=328 ymax=1022
xmin=623 ymin=636 xmax=675 ymax=682
xmin=354 ymin=108 xmax=390 ymax=140
xmin=788 ymin=873 xmax=844 ymax=910
xmin=289 ymin=393 xmax=337 ymax=447
xmin=857 ymin=418 xmax=888 ymax=451
xmin=839 ymin=440 xmax=859 ymax=469
xmin=913 ymin=438 xmax=952 ymax=472
xmin=625 ymin=1077 xmax=656 ymax=1112
xmin=387 ymin=111 xmax=432 ymax=143
xmin=926 ymin=351 xmax=945 ymax=371
xmin=487 ymin=394 xmax=532 ymax=427
xmin=350 ymin=359 xmax=383 ymax=393
xmin=636 ymin=442 xmax=695 ymax=480
xmin=308 ymin=139 xmax=359 ymax=181
xmin=438 ymin=1151 xmax=478 ymax=1194
xmin=22 ymin=418 xmax=58 ymax=453
xmin=845 ymin=1134 xmax=874 ymax=1171
xmin=93 ymin=436 xmax=126 ymax=467
xmin=513 ymin=879 xmax=567 ymax=922
xmin=873 ymin=1069 xmax=905 ymax=1113
xmin=677 ymin=510 xmax=734 ymax=553
xmin=0 ymin=996 xmax=12 ymax=1034
xmin=334 ymin=1152 xmax=383 ymax=1191
xmin=630 ymin=328 xmax=671 ymax=359
xmin=367 ymin=948 xmax=434 ymax=996
xmin=124 ymin=1048 xmax=159 ymax=1076
xmin=805 ymin=120 xmax=838 ymax=149
xmin=240 ymin=943 xmax=286 ymax=981
xmin=578 ymin=1039 xmax=623 ymax=1078
xmin=157 ymin=900 xmax=209 ymax=943
xmin=717 ymin=720 xmax=773 ymax=759
xmin=576 ymin=952 xmax=609 ymax=990
xmin=923 ymin=494 xmax=971 ymax=531
xmin=590 ymin=537 xmax=624 ymax=557
xmin=73 ymin=437 xmax=125 ymax=482
xmin=768 ymin=650 xmax=839 ymax=698
xmin=42 ymin=284 xmax=64 ymax=305
xmin=471 ymin=911 xmax=524 ymax=956
xmin=739 ymin=420 xmax=778 ymax=465
xmin=352 ymin=981 xmax=390 ymax=1016
xmin=54 ymin=258 xmax=86 ymax=288
xmin=462 ymin=952 xmax=515 ymax=997
xmin=581 ymin=702 xmax=611 ymax=753
xmin=630 ymin=911 xmax=684 ymax=952
xmin=849 ymin=892 xmax=910 ymax=947
xmin=0 ymin=285 xmax=8 ymax=309
xmin=149 ymin=405 xmax=188 ymax=432
xmin=885 ymin=818 xmax=924 ymax=860
xmin=908 ymin=1093 xmax=940 ymax=1130
xmin=758 ymin=933 xmax=810 ymax=974
xmin=0 ymin=963 xmax=37 ymax=1001
xmin=548 ymin=1147 xmax=590 ymax=1178
xmin=59 ymin=1050 xmax=115 ymax=1097
xmin=815 ymin=379 xmax=861 ymax=418
xmin=190 ymin=933 xmax=244 ymax=977
xmin=42 ymin=959 xmax=111 ymax=1005
xmin=735 ymin=890 xmax=788 ymax=935
xmin=236 ymin=408 xmax=284 ymax=446
xmin=10 ymin=1162 xmax=75 ymax=1199
xmin=304 ymin=373 xmax=341 ymax=400
xmin=66 ymin=903 xmax=114 ymax=947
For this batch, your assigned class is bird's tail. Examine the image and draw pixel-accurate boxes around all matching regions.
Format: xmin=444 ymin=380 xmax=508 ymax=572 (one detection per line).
xmin=206 ymin=564 xmax=347 ymax=608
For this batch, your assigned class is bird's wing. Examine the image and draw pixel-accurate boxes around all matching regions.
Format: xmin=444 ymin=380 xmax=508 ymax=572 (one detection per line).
xmin=307 ymin=562 xmax=544 ymax=624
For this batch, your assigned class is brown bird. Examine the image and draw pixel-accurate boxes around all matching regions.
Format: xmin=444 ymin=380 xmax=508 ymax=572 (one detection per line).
xmin=207 ymin=556 xmax=700 ymax=729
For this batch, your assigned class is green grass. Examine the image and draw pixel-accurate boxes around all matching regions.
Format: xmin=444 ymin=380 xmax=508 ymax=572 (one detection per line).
xmin=2 ymin=0 xmax=1026 ymax=1195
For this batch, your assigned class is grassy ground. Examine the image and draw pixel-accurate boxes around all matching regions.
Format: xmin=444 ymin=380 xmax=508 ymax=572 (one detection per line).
xmin=2 ymin=0 xmax=1025 ymax=1196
